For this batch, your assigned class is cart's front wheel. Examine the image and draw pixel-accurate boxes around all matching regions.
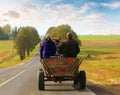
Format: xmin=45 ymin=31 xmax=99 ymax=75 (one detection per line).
xmin=38 ymin=69 xmax=45 ymax=90
xmin=79 ymin=70 xmax=86 ymax=89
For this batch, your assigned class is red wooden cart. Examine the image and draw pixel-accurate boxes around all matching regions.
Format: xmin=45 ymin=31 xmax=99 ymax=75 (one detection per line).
xmin=38 ymin=57 xmax=86 ymax=90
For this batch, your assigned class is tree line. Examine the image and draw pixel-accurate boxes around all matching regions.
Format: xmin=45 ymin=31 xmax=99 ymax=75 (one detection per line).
xmin=0 ymin=24 xmax=18 ymax=40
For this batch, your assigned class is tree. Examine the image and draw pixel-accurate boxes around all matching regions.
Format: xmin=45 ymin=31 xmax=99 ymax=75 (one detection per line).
xmin=46 ymin=24 xmax=81 ymax=44
xmin=26 ymin=27 xmax=40 ymax=51
xmin=15 ymin=26 xmax=40 ymax=60
xmin=2 ymin=24 xmax=11 ymax=40
xmin=0 ymin=27 xmax=4 ymax=39
xmin=46 ymin=27 xmax=56 ymax=37
xmin=11 ymin=26 xmax=18 ymax=39
xmin=15 ymin=27 xmax=26 ymax=60
xmin=0 ymin=27 xmax=8 ymax=40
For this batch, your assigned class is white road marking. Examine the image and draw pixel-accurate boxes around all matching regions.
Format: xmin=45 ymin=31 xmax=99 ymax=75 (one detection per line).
xmin=0 ymin=70 xmax=27 ymax=87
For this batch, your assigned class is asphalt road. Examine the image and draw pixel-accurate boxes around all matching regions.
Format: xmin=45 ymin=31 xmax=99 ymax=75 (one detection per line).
xmin=0 ymin=52 xmax=96 ymax=95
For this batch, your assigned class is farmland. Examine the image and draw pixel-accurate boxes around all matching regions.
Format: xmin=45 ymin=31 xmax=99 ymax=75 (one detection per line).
xmin=78 ymin=35 xmax=120 ymax=95
xmin=0 ymin=40 xmax=15 ymax=64
xmin=79 ymin=35 xmax=120 ymax=40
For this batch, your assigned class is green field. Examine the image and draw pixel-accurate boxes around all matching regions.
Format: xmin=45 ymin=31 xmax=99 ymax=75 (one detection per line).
xmin=79 ymin=35 xmax=120 ymax=40
xmin=0 ymin=40 xmax=13 ymax=51
xmin=0 ymin=40 xmax=14 ymax=64
xmin=78 ymin=35 xmax=120 ymax=95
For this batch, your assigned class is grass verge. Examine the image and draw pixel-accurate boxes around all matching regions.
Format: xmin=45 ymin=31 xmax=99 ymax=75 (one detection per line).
xmin=0 ymin=44 xmax=39 ymax=68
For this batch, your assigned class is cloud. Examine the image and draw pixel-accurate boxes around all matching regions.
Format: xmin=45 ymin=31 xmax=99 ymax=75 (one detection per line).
xmin=41 ymin=2 xmax=101 ymax=26
xmin=16 ymin=1 xmax=45 ymax=25
xmin=23 ymin=2 xmax=39 ymax=14
xmin=78 ymin=2 xmax=97 ymax=14
xmin=70 ymin=12 xmax=109 ymax=33
xmin=3 ymin=10 xmax=20 ymax=18
xmin=83 ymin=13 xmax=107 ymax=25
xmin=43 ymin=3 xmax=76 ymax=15
xmin=50 ymin=0 xmax=63 ymax=4
xmin=42 ymin=1 xmax=99 ymax=23
xmin=42 ymin=3 xmax=77 ymax=23
xmin=101 ymin=2 xmax=120 ymax=9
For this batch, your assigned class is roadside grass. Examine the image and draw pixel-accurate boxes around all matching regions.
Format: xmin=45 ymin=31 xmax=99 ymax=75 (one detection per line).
xmin=0 ymin=45 xmax=39 ymax=68
xmin=78 ymin=36 xmax=120 ymax=95
xmin=0 ymin=40 xmax=39 ymax=68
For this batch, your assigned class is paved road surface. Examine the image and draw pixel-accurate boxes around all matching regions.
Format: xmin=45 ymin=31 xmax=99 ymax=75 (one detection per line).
xmin=0 ymin=52 xmax=96 ymax=95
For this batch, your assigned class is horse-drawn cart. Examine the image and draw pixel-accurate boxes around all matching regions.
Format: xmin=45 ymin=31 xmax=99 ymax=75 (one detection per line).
xmin=38 ymin=57 xmax=86 ymax=90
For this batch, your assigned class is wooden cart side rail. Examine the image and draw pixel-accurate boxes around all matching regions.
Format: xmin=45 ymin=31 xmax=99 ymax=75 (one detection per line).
xmin=74 ymin=59 xmax=83 ymax=74
xmin=75 ymin=59 xmax=83 ymax=72
xmin=40 ymin=59 xmax=51 ymax=76
xmin=40 ymin=59 xmax=53 ymax=76
xmin=70 ymin=59 xmax=79 ymax=72
xmin=42 ymin=63 xmax=51 ymax=76
xmin=76 ymin=59 xmax=83 ymax=69
xmin=71 ymin=59 xmax=83 ymax=74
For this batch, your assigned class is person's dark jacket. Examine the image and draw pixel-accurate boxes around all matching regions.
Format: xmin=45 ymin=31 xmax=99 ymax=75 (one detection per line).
xmin=58 ymin=39 xmax=80 ymax=58
xmin=40 ymin=38 xmax=56 ymax=59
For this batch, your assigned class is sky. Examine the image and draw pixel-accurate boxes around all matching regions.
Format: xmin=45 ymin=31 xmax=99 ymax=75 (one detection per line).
xmin=0 ymin=0 xmax=120 ymax=35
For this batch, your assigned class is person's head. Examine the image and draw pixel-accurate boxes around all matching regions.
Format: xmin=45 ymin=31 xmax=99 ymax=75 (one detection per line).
xmin=66 ymin=32 xmax=72 ymax=40
xmin=45 ymin=34 xmax=52 ymax=42
xmin=45 ymin=34 xmax=50 ymax=38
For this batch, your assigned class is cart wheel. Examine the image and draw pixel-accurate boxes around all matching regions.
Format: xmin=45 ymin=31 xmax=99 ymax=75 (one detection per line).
xmin=79 ymin=70 xmax=86 ymax=89
xmin=74 ymin=80 xmax=78 ymax=85
xmin=74 ymin=73 xmax=79 ymax=85
xmin=38 ymin=69 xmax=45 ymax=90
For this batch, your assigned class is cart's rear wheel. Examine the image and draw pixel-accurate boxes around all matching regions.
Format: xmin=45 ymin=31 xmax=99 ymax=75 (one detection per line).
xmin=79 ymin=70 xmax=86 ymax=89
xmin=74 ymin=80 xmax=78 ymax=85
xmin=74 ymin=73 xmax=79 ymax=85
xmin=38 ymin=69 xmax=45 ymax=90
